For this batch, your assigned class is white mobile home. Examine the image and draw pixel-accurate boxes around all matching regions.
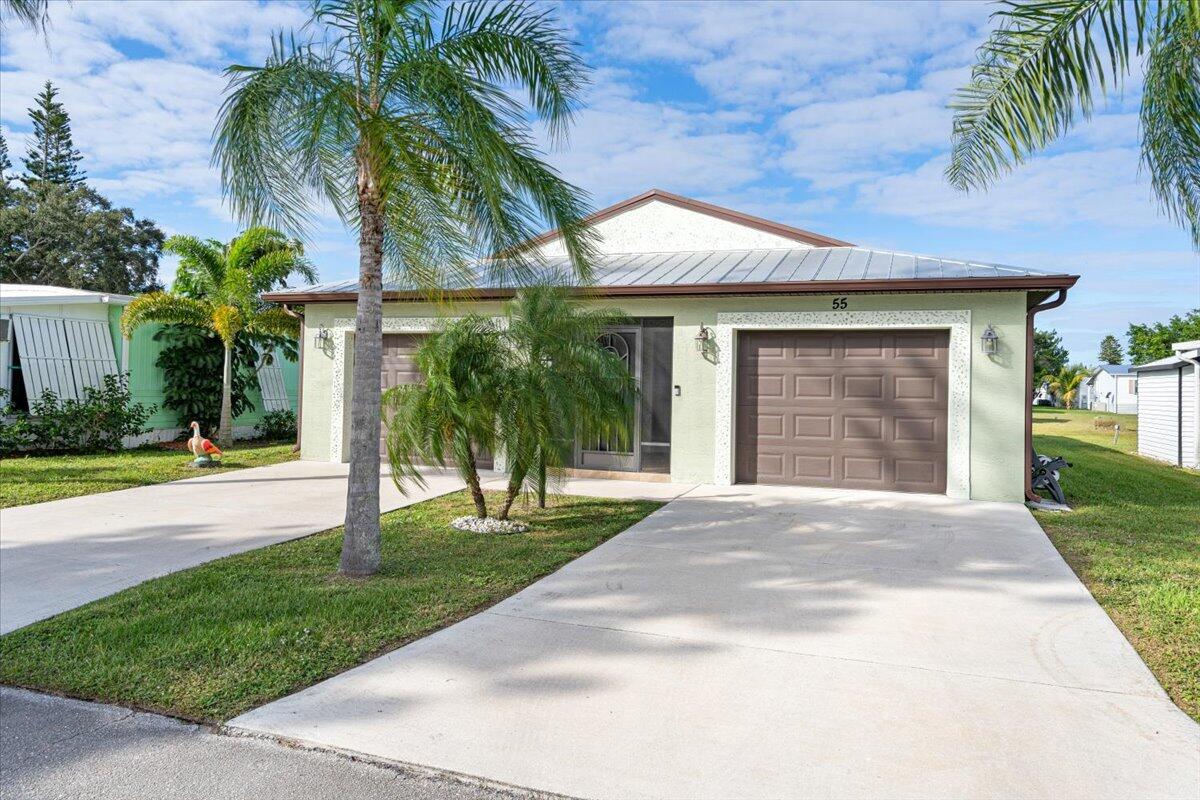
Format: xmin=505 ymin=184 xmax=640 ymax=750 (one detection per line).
xmin=1131 ymin=341 xmax=1199 ymax=469
xmin=1080 ymin=364 xmax=1137 ymax=413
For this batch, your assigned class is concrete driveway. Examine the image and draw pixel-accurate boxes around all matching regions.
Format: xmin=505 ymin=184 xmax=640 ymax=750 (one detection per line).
xmin=0 ymin=461 xmax=486 ymax=634
xmin=232 ymin=484 xmax=1199 ymax=799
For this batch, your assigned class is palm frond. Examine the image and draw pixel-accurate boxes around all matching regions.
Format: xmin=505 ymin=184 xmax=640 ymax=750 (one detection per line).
xmin=165 ymin=235 xmax=226 ymax=297
xmin=0 ymin=0 xmax=49 ymax=30
xmin=120 ymin=293 xmax=212 ymax=338
xmin=1141 ymin=4 xmax=1200 ymax=246
xmin=247 ymin=305 xmax=302 ymax=338
xmin=946 ymin=0 xmax=1150 ymax=191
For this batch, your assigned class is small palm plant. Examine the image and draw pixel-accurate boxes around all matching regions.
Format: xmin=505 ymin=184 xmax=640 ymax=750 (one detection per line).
xmin=494 ymin=286 xmax=637 ymax=519
xmin=215 ymin=0 xmax=594 ymax=576
xmin=383 ymin=316 xmax=504 ymax=518
xmin=1047 ymin=364 xmax=1092 ymax=409
xmin=947 ymin=1 xmax=1200 ymax=245
xmin=121 ymin=227 xmax=315 ymax=445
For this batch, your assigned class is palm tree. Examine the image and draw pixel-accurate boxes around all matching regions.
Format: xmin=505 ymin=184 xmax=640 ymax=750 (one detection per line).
xmin=0 ymin=0 xmax=49 ymax=30
xmin=214 ymin=0 xmax=594 ymax=577
xmin=1047 ymin=364 xmax=1091 ymax=408
xmin=121 ymin=227 xmax=315 ymax=444
xmin=494 ymin=286 xmax=636 ymax=519
xmin=947 ymin=1 xmax=1200 ymax=245
xmin=383 ymin=316 xmax=503 ymax=519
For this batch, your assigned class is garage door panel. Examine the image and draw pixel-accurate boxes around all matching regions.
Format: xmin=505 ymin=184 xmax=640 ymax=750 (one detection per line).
xmin=736 ymin=330 xmax=948 ymax=494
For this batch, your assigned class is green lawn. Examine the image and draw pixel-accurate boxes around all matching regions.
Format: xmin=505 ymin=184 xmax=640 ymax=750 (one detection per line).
xmin=0 ymin=442 xmax=298 ymax=508
xmin=1033 ymin=407 xmax=1199 ymax=721
xmin=0 ymin=490 xmax=662 ymax=722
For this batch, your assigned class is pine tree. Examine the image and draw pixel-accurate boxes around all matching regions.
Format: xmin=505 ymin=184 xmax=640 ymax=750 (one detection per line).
xmin=0 ymin=130 xmax=12 ymax=201
xmin=1098 ymin=334 xmax=1124 ymax=365
xmin=21 ymin=81 xmax=84 ymax=188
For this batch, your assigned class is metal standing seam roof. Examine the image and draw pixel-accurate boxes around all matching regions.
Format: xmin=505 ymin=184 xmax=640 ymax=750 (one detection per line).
xmin=263 ymin=246 xmax=1075 ymax=298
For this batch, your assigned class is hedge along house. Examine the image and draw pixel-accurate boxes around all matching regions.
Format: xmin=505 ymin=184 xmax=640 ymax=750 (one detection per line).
xmin=0 ymin=283 xmax=298 ymax=442
xmin=265 ymin=190 xmax=1079 ymax=503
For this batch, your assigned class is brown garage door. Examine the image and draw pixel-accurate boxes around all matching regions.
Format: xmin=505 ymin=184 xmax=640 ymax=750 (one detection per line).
xmin=380 ymin=334 xmax=424 ymax=459
xmin=736 ymin=330 xmax=948 ymax=493
xmin=378 ymin=332 xmax=492 ymax=469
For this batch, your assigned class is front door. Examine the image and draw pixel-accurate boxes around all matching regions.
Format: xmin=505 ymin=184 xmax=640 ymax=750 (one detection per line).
xmin=576 ymin=329 xmax=640 ymax=471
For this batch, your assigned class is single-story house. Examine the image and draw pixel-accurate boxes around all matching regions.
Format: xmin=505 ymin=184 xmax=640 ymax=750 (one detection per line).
xmin=1079 ymin=364 xmax=1137 ymax=413
xmin=1131 ymin=341 xmax=1199 ymax=469
xmin=264 ymin=189 xmax=1080 ymax=503
xmin=1 ymin=283 xmax=297 ymax=441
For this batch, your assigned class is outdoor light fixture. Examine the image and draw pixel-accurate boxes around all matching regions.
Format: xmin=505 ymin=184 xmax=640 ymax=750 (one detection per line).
xmin=980 ymin=324 xmax=999 ymax=355
xmin=315 ymin=326 xmax=331 ymax=346
xmin=694 ymin=325 xmax=712 ymax=353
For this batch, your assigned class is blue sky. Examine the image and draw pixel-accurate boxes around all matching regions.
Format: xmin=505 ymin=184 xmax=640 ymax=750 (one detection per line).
xmin=1 ymin=0 xmax=1196 ymax=363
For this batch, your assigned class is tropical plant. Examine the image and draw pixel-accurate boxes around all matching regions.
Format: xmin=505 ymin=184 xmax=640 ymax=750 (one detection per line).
xmin=152 ymin=325 xmax=276 ymax=435
xmin=493 ymin=286 xmax=636 ymax=519
xmin=0 ymin=0 xmax=49 ymax=30
xmin=120 ymin=227 xmax=314 ymax=445
xmin=1047 ymin=363 xmax=1092 ymax=408
xmin=1098 ymin=333 xmax=1124 ymax=364
xmin=383 ymin=316 xmax=504 ymax=519
xmin=947 ymin=1 xmax=1200 ymax=246
xmin=215 ymin=0 xmax=594 ymax=577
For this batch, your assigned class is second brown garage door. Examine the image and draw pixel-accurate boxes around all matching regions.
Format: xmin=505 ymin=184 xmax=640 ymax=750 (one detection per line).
xmin=735 ymin=329 xmax=948 ymax=493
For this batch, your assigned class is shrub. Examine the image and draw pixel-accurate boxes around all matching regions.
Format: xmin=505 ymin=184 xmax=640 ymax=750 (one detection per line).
xmin=256 ymin=409 xmax=296 ymax=441
xmin=153 ymin=325 xmax=260 ymax=434
xmin=0 ymin=375 xmax=155 ymax=455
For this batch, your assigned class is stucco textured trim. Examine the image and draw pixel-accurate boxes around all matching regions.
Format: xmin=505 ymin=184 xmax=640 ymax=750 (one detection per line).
xmin=713 ymin=310 xmax=972 ymax=498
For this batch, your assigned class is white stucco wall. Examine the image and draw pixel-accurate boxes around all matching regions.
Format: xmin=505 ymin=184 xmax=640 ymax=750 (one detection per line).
xmin=537 ymin=199 xmax=812 ymax=257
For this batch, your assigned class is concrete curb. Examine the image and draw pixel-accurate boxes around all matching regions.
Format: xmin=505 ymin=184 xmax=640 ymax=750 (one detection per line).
xmin=218 ymin=723 xmax=579 ymax=800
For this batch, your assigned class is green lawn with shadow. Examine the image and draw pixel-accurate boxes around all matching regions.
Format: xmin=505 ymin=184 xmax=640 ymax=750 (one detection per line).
xmin=1033 ymin=409 xmax=1198 ymax=721
xmin=0 ymin=443 xmax=298 ymax=508
xmin=0 ymin=490 xmax=662 ymax=721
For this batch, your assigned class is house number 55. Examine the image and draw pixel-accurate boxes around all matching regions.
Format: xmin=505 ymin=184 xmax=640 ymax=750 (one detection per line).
xmin=831 ymin=296 xmax=848 ymax=310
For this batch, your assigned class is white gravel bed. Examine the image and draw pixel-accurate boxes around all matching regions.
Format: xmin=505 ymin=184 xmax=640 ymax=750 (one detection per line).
xmin=450 ymin=516 xmax=529 ymax=534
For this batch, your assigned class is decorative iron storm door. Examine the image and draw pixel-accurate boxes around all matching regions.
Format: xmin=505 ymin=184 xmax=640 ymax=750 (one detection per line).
xmin=576 ymin=328 xmax=641 ymax=471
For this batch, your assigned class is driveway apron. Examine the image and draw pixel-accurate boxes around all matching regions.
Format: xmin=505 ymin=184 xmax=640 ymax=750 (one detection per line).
xmin=230 ymin=483 xmax=1200 ymax=799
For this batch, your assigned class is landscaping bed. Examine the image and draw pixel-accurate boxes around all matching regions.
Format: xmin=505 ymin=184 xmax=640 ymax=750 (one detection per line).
xmin=0 ymin=490 xmax=662 ymax=721
xmin=1033 ymin=408 xmax=1199 ymax=721
xmin=0 ymin=442 xmax=298 ymax=508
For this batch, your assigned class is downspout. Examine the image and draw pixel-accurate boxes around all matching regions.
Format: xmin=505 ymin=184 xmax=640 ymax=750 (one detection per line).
xmin=282 ymin=304 xmax=304 ymax=454
xmin=1025 ymin=289 xmax=1068 ymax=501
xmin=1175 ymin=349 xmax=1200 ymax=468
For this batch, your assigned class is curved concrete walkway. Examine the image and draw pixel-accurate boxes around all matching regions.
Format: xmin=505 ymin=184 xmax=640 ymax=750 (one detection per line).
xmin=0 ymin=461 xmax=488 ymax=634
xmin=232 ymin=484 xmax=1199 ymax=799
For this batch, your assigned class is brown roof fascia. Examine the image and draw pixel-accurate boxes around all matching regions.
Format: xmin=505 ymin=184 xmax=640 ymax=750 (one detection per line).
xmin=523 ymin=188 xmax=855 ymax=250
xmin=263 ymin=274 xmax=1078 ymax=304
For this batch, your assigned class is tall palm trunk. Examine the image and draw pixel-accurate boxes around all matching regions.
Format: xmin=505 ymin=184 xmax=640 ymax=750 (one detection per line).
xmin=218 ymin=344 xmax=234 ymax=444
xmin=339 ymin=181 xmax=385 ymax=577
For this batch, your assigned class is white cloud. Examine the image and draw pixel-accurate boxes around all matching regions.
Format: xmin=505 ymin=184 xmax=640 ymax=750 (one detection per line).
xmin=857 ymin=150 xmax=1167 ymax=231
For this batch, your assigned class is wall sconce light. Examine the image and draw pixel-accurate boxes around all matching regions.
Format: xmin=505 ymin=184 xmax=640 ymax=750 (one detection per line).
xmin=980 ymin=324 xmax=999 ymax=355
xmin=314 ymin=326 xmax=331 ymax=346
xmin=694 ymin=325 xmax=712 ymax=353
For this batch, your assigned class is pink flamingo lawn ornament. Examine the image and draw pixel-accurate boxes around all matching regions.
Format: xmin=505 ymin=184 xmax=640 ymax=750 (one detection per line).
xmin=187 ymin=421 xmax=223 ymax=464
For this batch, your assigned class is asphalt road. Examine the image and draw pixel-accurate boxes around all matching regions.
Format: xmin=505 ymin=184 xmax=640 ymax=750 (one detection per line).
xmin=0 ymin=688 xmax=535 ymax=800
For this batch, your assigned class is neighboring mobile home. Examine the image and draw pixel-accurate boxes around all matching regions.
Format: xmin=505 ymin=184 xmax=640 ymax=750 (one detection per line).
xmin=1131 ymin=341 xmax=1199 ymax=469
xmin=0 ymin=283 xmax=297 ymax=441
xmin=265 ymin=190 xmax=1080 ymax=503
xmin=1080 ymin=364 xmax=1138 ymax=413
